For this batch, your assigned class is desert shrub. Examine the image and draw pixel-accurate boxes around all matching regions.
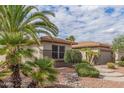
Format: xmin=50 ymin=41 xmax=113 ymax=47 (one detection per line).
xmin=118 ymin=61 xmax=124 ymax=67
xmin=107 ymin=62 xmax=116 ymax=69
xmin=121 ymin=56 xmax=124 ymax=61
xmin=75 ymin=62 xmax=99 ymax=78
xmin=64 ymin=49 xmax=82 ymax=63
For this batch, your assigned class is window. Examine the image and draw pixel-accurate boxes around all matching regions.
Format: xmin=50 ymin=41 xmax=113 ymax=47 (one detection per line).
xmin=52 ymin=45 xmax=65 ymax=59
xmin=59 ymin=46 xmax=65 ymax=59
xmin=52 ymin=45 xmax=58 ymax=59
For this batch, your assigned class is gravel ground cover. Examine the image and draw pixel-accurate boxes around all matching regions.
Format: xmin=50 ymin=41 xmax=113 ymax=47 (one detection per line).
xmin=56 ymin=67 xmax=124 ymax=88
xmin=2 ymin=66 xmax=124 ymax=88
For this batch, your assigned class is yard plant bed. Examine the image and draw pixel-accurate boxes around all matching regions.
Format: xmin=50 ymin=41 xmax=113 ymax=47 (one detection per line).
xmin=44 ymin=84 xmax=73 ymax=88
xmin=117 ymin=61 xmax=124 ymax=67
xmin=1 ymin=66 xmax=124 ymax=88
xmin=57 ymin=67 xmax=124 ymax=88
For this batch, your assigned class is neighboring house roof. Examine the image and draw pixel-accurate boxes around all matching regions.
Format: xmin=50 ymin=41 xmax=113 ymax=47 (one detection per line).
xmin=40 ymin=36 xmax=77 ymax=45
xmin=72 ymin=41 xmax=111 ymax=49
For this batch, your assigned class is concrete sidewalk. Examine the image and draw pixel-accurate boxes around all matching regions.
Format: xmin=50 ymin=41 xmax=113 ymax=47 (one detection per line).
xmin=96 ymin=66 xmax=124 ymax=82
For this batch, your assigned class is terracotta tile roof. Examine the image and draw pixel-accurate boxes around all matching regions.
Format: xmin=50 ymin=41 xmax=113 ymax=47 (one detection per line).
xmin=72 ymin=41 xmax=111 ymax=49
xmin=40 ymin=36 xmax=77 ymax=45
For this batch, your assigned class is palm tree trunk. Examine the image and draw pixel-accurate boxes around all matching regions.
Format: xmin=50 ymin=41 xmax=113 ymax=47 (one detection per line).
xmin=28 ymin=80 xmax=38 ymax=88
xmin=0 ymin=80 xmax=7 ymax=88
xmin=11 ymin=64 xmax=22 ymax=88
xmin=90 ymin=55 xmax=94 ymax=65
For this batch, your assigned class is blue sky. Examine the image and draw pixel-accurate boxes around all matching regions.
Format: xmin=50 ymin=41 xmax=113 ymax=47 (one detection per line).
xmin=38 ymin=6 xmax=124 ymax=44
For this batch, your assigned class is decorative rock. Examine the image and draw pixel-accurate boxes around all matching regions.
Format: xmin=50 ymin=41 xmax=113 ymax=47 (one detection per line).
xmin=61 ymin=72 xmax=82 ymax=87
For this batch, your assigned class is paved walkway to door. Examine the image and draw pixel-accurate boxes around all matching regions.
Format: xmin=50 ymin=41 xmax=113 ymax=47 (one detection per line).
xmin=95 ymin=65 xmax=124 ymax=82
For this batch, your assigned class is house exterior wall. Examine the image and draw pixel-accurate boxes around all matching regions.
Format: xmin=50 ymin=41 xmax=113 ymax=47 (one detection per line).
xmin=0 ymin=55 xmax=6 ymax=62
xmin=0 ymin=42 xmax=71 ymax=63
xmin=115 ymin=49 xmax=124 ymax=62
xmin=22 ymin=42 xmax=71 ymax=62
xmin=43 ymin=42 xmax=71 ymax=50
xmin=96 ymin=50 xmax=112 ymax=65
xmin=42 ymin=42 xmax=71 ymax=61
xmin=21 ymin=45 xmax=44 ymax=63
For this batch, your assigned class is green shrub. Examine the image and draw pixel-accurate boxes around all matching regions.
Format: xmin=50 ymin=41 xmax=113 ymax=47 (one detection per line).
xmin=75 ymin=62 xmax=99 ymax=78
xmin=64 ymin=49 xmax=82 ymax=63
xmin=121 ymin=56 xmax=124 ymax=61
xmin=107 ymin=62 xmax=116 ymax=69
xmin=118 ymin=61 xmax=124 ymax=67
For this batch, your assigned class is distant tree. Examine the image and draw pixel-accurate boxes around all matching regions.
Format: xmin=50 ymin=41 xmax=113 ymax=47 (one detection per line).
xmin=80 ymin=48 xmax=100 ymax=65
xmin=112 ymin=35 xmax=124 ymax=51
xmin=66 ymin=35 xmax=75 ymax=42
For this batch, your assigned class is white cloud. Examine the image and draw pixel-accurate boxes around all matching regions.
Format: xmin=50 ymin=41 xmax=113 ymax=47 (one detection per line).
xmin=39 ymin=5 xmax=124 ymax=44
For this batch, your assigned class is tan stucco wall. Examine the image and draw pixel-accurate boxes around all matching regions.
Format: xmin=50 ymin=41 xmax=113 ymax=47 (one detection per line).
xmin=22 ymin=45 xmax=44 ymax=62
xmin=0 ymin=45 xmax=44 ymax=62
xmin=115 ymin=50 xmax=124 ymax=62
xmin=0 ymin=55 xmax=6 ymax=62
xmin=42 ymin=42 xmax=72 ymax=60
xmin=0 ymin=43 xmax=71 ymax=62
xmin=43 ymin=42 xmax=71 ymax=50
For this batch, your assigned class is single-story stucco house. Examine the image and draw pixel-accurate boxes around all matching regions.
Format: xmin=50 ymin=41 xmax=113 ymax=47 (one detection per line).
xmin=0 ymin=36 xmax=115 ymax=66
xmin=23 ymin=36 xmax=77 ymax=66
xmin=72 ymin=41 xmax=113 ymax=65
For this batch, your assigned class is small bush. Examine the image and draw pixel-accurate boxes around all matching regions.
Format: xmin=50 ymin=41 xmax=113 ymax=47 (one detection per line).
xmin=107 ymin=63 xmax=116 ymax=69
xmin=118 ymin=61 xmax=124 ymax=67
xmin=64 ymin=49 xmax=82 ymax=63
xmin=75 ymin=62 xmax=99 ymax=78
xmin=121 ymin=56 xmax=124 ymax=61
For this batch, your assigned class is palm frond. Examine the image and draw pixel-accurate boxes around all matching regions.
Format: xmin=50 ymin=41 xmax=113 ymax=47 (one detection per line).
xmin=41 ymin=11 xmax=55 ymax=17
xmin=0 ymin=70 xmax=12 ymax=80
xmin=22 ymin=57 xmax=58 ymax=86
xmin=0 ymin=5 xmax=59 ymax=87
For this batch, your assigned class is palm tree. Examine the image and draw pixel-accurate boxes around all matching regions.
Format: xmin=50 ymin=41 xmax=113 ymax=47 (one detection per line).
xmin=66 ymin=35 xmax=75 ymax=42
xmin=21 ymin=57 xmax=58 ymax=88
xmin=81 ymin=48 xmax=100 ymax=65
xmin=0 ymin=5 xmax=58 ymax=88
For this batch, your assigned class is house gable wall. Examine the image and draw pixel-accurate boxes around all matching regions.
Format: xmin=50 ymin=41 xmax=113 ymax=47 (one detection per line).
xmin=97 ymin=50 xmax=113 ymax=65
xmin=42 ymin=42 xmax=71 ymax=61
